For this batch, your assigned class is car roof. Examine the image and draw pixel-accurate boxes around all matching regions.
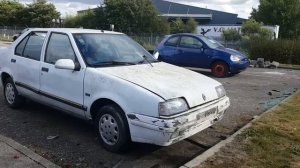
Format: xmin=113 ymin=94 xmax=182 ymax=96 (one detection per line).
xmin=168 ymin=33 xmax=204 ymax=38
xmin=28 ymin=28 xmax=124 ymax=35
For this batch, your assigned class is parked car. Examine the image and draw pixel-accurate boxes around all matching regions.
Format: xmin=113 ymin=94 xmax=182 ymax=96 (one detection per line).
xmin=12 ymin=28 xmax=30 ymax=41
xmin=0 ymin=28 xmax=230 ymax=152
xmin=155 ymin=33 xmax=250 ymax=77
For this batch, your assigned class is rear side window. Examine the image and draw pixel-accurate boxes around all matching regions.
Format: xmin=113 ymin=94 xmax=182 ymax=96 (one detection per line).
xmin=15 ymin=32 xmax=47 ymax=61
xmin=164 ymin=36 xmax=179 ymax=46
xmin=15 ymin=36 xmax=29 ymax=56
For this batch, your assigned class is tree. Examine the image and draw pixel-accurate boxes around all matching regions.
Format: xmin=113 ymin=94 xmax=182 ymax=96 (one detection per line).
xmin=65 ymin=9 xmax=97 ymax=28
xmin=0 ymin=0 xmax=25 ymax=26
xmin=223 ymin=29 xmax=241 ymax=42
xmin=185 ymin=18 xmax=198 ymax=33
xmin=170 ymin=18 xmax=198 ymax=34
xmin=251 ymin=0 xmax=300 ymax=39
xmin=104 ymin=0 xmax=169 ymax=34
xmin=241 ymin=19 xmax=273 ymax=39
xmin=241 ymin=19 xmax=261 ymax=36
xmin=19 ymin=0 xmax=60 ymax=27
xmin=170 ymin=18 xmax=185 ymax=33
xmin=259 ymin=28 xmax=273 ymax=40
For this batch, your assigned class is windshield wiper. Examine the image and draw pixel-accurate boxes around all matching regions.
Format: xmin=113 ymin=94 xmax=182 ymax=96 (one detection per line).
xmin=93 ymin=61 xmax=137 ymax=67
xmin=138 ymin=55 xmax=154 ymax=67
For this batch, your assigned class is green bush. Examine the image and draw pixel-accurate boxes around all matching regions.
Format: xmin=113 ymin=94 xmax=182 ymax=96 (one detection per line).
xmin=247 ymin=38 xmax=300 ymax=64
xmin=223 ymin=29 xmax=241 ymax=42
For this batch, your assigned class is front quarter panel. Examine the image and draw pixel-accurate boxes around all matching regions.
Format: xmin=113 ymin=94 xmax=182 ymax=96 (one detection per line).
xmin=84 ymin=68 xmax=164 ymax=120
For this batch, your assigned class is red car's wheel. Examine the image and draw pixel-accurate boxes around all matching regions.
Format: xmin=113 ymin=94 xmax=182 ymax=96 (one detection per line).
xmin=211 ymin=62 xmax=229 ymax=78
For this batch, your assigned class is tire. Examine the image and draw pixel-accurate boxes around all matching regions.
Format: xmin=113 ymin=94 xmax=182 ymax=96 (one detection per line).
xmin=229 ymin=72 xmax=240 ymax=76
xmin=211 ymin=61 xmax=229 ymax=78
xmin=3 ymin=78 xmax=25 ymax=108
xmin=95 ymin=104 xmax=130 ymax=152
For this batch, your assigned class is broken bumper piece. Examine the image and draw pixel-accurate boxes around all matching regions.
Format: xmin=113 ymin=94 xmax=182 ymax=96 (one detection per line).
xmin=128 ymin=96 xmax=230 ymax=146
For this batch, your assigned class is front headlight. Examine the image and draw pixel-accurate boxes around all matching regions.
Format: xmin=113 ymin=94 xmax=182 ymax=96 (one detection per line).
xmin=159 ymin=98 xmax=189 ymax=116
xmin=230 ymin=55 xmax=241 ymax=62
xmin=215 ymin=85 xmax=226 ymax=98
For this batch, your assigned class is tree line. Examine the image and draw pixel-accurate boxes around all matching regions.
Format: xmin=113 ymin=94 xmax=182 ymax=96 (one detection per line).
xmin=0 ymin=0 xmax=298 ymax=39
xmin=0 ymin=0 xmax=60 ymax=27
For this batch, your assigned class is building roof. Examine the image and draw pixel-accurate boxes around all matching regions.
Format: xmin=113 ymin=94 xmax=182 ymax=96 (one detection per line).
xmin=151 ymin=0 xmax=241 ymax=24
xmin=152 ymin=0 xmax=237 ymax=16
xmin=76 ymin=0 xmax=246 ymax=25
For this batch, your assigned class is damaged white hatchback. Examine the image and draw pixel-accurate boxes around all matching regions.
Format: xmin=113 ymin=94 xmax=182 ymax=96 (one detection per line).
xmin=0 ymin=28 xmax=230 ymax=152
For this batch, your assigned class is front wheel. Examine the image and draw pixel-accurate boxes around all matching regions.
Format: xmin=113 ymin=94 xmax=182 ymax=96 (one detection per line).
xmin=95 ymin=104 xmax=130 ymax=152
xmin=211 ymin=62 xmax=229 ymax=78
xmin=3 ymin=78 xmax=25 ymax=108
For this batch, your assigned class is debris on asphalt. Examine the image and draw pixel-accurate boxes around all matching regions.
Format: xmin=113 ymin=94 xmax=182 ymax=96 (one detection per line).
xmin=47 ymin=135 xmax=59 ymax=140
xmin=250 ymin=58 xmax=280 ymax=69
xmin=268 ymin=92 xmax=273 ymax=96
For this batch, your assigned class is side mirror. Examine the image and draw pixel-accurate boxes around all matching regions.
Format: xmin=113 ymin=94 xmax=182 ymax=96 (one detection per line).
xmin=153 ymin=51 xmax=159 ymax=59
xmin=200 ymin=46 xmax=206 ymax=52
xmin=55 ymin=59 xmax=76 ymax=70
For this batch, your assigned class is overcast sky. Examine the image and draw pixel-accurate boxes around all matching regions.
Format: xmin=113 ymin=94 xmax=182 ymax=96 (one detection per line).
xmin=19 ymin=0 xmax=259 ymax=18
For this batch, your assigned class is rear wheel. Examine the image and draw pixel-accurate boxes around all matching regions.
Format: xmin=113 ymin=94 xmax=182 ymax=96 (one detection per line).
xmin=3 ymin=78 xmax=25 ymax=108
xmin=211 ymin=62 xmax=229 ymax=78
xmin=95 ymin=104 xmax=130 ymax=152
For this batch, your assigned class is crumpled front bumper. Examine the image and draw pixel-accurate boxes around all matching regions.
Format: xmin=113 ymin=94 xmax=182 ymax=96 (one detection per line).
xmin=127 ymin=96 xmax=230 ymax=146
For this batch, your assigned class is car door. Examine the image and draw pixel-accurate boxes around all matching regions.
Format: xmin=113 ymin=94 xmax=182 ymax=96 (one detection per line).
xmin=13 ymin=31 xmax=47 ymax=99
xmin=159 ymin=35 xmax=180 ymax=64
xmin=174 ymin=36 xmax=206 ymax=68
xmin=40 ymin=32 xmax=86 ymax=118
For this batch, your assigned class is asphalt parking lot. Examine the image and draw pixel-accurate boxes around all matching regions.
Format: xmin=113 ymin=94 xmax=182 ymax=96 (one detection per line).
xmin=0 ymin=41 xmax=300 ymax=168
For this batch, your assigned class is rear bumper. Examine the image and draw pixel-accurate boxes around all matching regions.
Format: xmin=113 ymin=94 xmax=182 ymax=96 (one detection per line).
xmin=127 ymin=96 xmax=230 ymax=146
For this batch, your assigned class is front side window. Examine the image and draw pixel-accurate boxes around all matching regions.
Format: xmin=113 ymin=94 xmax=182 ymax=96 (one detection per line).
xmin=179 ymin=36 xmax=203 ymax=49
xmin=73 ymin=33 xmax=156 ymax=67
xmin=15 ymin=32 xmax=46 ymax=61
xmin=165 ymin=36 xmax=179 ymax=46
xmin=45 ymin=33 xmax=76 ymax=64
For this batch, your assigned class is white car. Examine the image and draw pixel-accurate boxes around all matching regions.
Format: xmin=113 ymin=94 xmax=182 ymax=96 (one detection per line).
xmin=0 ymin=28 xmax=230 ymax=152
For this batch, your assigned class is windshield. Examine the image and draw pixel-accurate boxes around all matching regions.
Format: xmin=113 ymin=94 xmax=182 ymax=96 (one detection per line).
xmin=200 ymin=36 xmax=224 ymax=49
xmin=73 ymin=33 xmax=156 ymax=67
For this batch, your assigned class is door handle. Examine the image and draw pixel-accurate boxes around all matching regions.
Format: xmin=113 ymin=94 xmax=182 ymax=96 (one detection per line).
xmin=11 ymin=59 xmax=16 ymax=63
xmin=41 ymin=67 xmax=49 ymax=72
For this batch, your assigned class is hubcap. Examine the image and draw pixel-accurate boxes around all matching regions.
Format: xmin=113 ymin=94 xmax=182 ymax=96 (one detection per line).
xmin=5 ymin=83 xmax=15 ymax=104
xmin=214 ymin=64 xmax=225 ymax=77
xmin=99 ymin=114 xmax=119 ymax=145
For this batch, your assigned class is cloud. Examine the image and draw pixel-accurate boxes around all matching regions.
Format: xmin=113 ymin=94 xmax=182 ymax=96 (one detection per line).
xmin=20 ymin=0 xmax=101 ymax=17
xmin=21 ymin=0 xmax=103 ymax=5
xmin=19 ymin=0 xmax=259 ymax=18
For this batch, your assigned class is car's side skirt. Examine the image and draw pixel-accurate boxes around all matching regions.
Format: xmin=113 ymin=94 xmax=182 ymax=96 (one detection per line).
xmin=15 ymin=81 xmax=87 ymax=111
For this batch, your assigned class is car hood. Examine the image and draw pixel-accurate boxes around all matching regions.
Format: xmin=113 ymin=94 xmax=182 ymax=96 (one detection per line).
xmin=216 ymin=47 xmax=247 ymax=58
xmin=97 ymin=62 xmax=222 ymax=108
